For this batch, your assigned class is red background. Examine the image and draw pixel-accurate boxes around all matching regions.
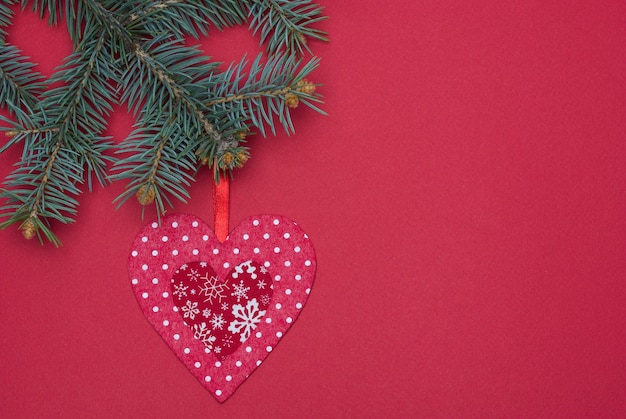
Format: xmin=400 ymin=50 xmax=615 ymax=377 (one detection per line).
xmin=2 ymin=1 xmax=626 ymax=417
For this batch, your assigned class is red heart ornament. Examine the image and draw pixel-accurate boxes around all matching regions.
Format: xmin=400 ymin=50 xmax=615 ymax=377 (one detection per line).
xmin=128 ymin=214 xmax=316 ymax=402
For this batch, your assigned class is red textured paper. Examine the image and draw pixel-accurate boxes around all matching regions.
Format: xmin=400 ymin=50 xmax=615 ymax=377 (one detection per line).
xmin=128 ymin=214 xmax=315 ymax=402
xmin=3 ymin=2 xmax=626 ymax=417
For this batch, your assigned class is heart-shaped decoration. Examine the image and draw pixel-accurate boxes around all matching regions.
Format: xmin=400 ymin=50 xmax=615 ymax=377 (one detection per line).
xmin=128 ymin=214 xmax=316 ymax=402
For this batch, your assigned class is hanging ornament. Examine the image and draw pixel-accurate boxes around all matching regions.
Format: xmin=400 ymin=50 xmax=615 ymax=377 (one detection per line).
xmin=128 ymin=177 xmax=316 ymax=401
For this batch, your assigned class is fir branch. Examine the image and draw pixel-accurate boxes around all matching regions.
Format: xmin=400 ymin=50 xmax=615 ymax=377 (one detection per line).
xmin=133 ymin=0 xmax=248 ymax=39
xmin=111 ymin=112 xmax=197 ymax=219
xmin=1 ymin=0 xmax=327 ymax=244
xmin=0 ymin=1 xmax=17 ymax=41
xmin=122 ymin=37 xmax=222 ymax=141
xmin=0 ymin=140 xmax=83 ymax=246
xmin=0 ymin=24 xmax=118 ymax=242
xmin=248 ymin=0 xmax=328 ymax=55
xmin=204 ymin=53 xmax=325 ymax=136
xmin=0 ymin=44 xmax=46 ymax=125
xmin=34 ymin=33 xmax=118 ymax=185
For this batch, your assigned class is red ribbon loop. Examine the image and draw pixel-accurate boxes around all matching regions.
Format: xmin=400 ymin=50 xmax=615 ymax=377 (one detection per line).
xmin=213 ymin=174 xmax=230 ymax=243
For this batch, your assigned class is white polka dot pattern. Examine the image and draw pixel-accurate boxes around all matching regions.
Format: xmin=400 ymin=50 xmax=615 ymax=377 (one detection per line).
xmin=128 ymin=214 xmax=316 ymax=403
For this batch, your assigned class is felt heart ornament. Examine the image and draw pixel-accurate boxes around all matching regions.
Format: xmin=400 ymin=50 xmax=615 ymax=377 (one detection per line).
xmin=128 ymin=213 xmax=315 ymax=402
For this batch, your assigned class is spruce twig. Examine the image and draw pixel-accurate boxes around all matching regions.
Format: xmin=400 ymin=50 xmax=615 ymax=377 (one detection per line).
xmin=0 ymin=0 xmax=327 ymax=245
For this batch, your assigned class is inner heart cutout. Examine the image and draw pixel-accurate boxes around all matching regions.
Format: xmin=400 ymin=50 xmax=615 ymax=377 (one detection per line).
xmin=171 ymin=260 xmax=274 ymax=359
xmin=128 ymin=214 xmax=316 ymax=402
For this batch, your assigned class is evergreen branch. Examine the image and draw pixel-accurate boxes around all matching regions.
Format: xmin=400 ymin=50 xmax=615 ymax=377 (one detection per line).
xmin=21 ymin=0 xmax=64 ymax=25
xmin=1 ymin=0 xmax=327 ymax=244
xmin=34 ymin=33 xmax=118 ymax=188
xmin=111 ymin=112 xmax=197 ymax=219
xmin=133 ymin=0 xmax=248 ymax=38
xmin=0 ymin=22 xmax=118 ymax=242
xmin=121 ymin=36 xmax=223 ymax=143
xmin=0 ymin=140 xmax=83 ymax=246
xmin=0 ymin=1 xmax=17 ymax=41
xmin=0 ymin=44 xmax=46 ymax=125
xmin=204 ymin=53 xmax=324 ymax=136
xmin=248 ymin=0 xmax=328 ymax=55
xmin=64 ymin=0 xmax=125 ymax=45
xmin=0 ymin=122 xmax=58 ymax=156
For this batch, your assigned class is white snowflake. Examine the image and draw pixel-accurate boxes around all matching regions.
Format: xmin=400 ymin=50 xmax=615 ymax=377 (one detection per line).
xmin=200 ymin=262 xmax=208 ymax=268
xmin=187 ymin=268 xmax=200 ymax=281
xmin=181 ymin=300 xmax=200 ymax=320
xmin=260 ymin=294 xmax=271 ymax=305
xmin=228 ymin=298 xmax=266 ymax=343
xmin=221 ymin=302 xmax=229 ymax=311
xmin=260 ymin=266 xmax=268 ymax=274
xmin=180 ymin=264 xmax=188 ymax=270
xmin=232 ymin=261 xmax=257 ymax=279
xmin=192 ymin=322 xmax=216 ymax=349
xmin=257 ymin=279 xmax=266 ymax=289
xmin=214 ymin=346 xmax=222 ymax=354
xmin=199 ymin=274 xmax=229 ymax=304
xmin=230 ymin=280 xmax=250 ymax=302
xmin=222 ymin=334 xmax=234 ymax=348
xmin=210 ymin=313 xmax=226 ymax=330
xmin=172 ymin=282 xmax=188 ymax=300
xmin=202 ymin=308 xmax=211 ymax=318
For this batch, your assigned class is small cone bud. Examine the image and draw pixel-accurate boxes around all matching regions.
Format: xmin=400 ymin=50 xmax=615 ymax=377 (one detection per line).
xmin=236 ymin=151 xmax=249 ymax=168
xmin=136 ymin=184 xmax=156 ymax=205
xmin=220 ymin=152 xmax=235 ymax=168
xmin=285 ymin=93 xmax=299 ymax=108
xmin=21 ymin=219 xmax=37 ymax=240
xmin=297 ymin=79 xmax=316 ymax=95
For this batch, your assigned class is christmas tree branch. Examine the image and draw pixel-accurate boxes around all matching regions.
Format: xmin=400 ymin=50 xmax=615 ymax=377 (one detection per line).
xmin=249 ymin=0 xmax=328 ymax=55
xmin=0 ymin=1 xmax=17 ymax=41
xmin=0 ymin=44 xmax=45 ymax=126
xmin=0 ymin=139 xmax=82 ymax=246
xmin=112 ymin=112 xmax=197 ymax=220
xmin=129 ymin=41 xmax=221 ymax=142
xmin=134 ymin=0 xmax=248 ymax=39
xmin=0 ymin=0 xmax=327 ymax=244
xmin=204 ymin=53 xmax=324 ymax=136
xmin=0 ymin=24 xmax=118 ymax=242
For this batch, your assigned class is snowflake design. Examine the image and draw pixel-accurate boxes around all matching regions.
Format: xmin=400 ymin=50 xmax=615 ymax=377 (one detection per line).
xmin=232 ymin=261 xmax=257 ymax=280
xmin=260 ymin=294 xmax=271 ymax=305
xmin=200 ymin=262 xmax=208 ymax=268
xmin=214 ymin=346 xmax=222 ymax=354
xmin=202 ymin=308 xmax=211 ymax=318
xmin=260 ymin=266 xmax=268 ymax=274
xmin=172 ymin=282 xmax=188 ymax=300
xmin=257 ymin=279 xmax=266 ymax=289
xmin=187 ymin=268 xmax=200 ymax=281
xmin=228 ymin=298 xmax=266 ymax=343
xmin=181 ymin=300 xmax=200 ymax=320
xmin=210 ymin=313 xmax=226 ymax=330
xmin=221 ymin=302 xmax=229 ymax=311
xmin=222 ymin=334 xmax=234 ymax=348
xmin=192 ymin=322 xmax=216 ymax=349
xmin=180 ymin=264 xmax=188 ymax=270
xmin=199 ymin=274 xmax=229 ymax=304
xmin=230 ymin=280 xmax=250 ymax=302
